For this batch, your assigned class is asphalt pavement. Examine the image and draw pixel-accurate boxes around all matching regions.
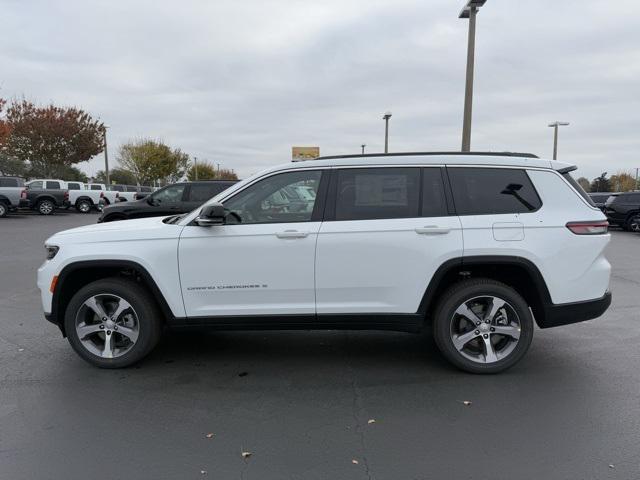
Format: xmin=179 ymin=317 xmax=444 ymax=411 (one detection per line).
xmin=1 ymin=212 xmax=639 ymax=479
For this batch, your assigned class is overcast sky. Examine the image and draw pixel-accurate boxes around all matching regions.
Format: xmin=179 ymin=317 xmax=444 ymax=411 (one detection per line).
xmin=1 ymin=0 xmax=639 ymax=180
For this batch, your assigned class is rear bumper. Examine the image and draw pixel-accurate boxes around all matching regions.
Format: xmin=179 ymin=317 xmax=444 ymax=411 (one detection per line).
xmin=539 ymin=291 xmax=612 ymax=328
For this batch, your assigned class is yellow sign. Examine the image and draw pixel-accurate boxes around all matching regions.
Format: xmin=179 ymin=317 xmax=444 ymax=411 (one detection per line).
xmin=292 ymin=146 xmax=320 ymax=161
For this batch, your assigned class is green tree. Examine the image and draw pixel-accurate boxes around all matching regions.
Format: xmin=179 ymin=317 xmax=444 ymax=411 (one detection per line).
xmin=609 ymin=171 xmax=636 ymax=192
xmin=187 ymin=162 xmax=239 ymax=181
xmin=0 ymin=154 xmax=26 ymax=177
xmin=576 ymin=177 xmax=590 ymax=192
xmin=2 ymin=98 xmax=104 ymax=178
xmin=117 ymin=139 xmax=190 ymax=185
xmin=187 ymin=161 xmax=216 ymax=180
xmin=94 ymin=168 xmax=138 ymax=185
xmin=590 ymin=172 xmax=610 ymax=192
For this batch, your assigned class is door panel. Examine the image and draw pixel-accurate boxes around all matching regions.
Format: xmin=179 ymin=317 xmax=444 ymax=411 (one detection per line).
xmin=315 ymin=216 xmax=463 ymax=313
xmin=179 ymin=222 xmax=321 ymax=316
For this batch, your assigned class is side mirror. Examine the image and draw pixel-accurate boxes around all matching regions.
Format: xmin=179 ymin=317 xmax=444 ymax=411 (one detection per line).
xmin=195 ymin=203 xmax=226 ymax=227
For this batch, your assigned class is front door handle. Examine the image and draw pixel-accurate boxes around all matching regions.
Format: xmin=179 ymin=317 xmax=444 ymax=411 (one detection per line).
xmin=415 ymin=226 xmax=450 ymax=235
xmin=276 ymin=230 xmax=309 ymax=239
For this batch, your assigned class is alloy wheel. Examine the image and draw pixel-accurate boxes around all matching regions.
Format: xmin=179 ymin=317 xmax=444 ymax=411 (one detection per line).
xmin=39 ymin=201 xmax=54 ymax=215
xmin=74 ymin=294 xmax=140 ymax=359
xmin=450 ymin=295 xmax=521 ymax=364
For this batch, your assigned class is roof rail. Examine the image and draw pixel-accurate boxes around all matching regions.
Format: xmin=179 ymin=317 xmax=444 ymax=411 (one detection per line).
xmin=315 ymin=151 xmax=540 ymax=160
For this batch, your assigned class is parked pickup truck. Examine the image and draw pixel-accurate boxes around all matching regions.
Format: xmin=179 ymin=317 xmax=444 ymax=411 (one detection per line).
xmin=0 ymin=176 xmax=30 ymax=217
xmin=108 ymin=184 xmax=138 ymax=202
xmin=69 ymin=183 xmax=119 ymax=213
xmin=24 ymin=180 xmax=69 ymax=215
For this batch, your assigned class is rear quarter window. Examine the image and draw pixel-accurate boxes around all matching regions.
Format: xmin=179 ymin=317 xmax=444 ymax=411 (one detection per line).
xmin=448 ymin=167 xmax=542 ymax=215
xmin=561 ymin=172 xmax=596 ymax=207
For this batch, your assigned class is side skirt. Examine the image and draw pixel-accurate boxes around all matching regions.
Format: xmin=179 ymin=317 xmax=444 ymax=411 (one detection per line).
xmin=169 ymin=313 xmax=424 ymax=333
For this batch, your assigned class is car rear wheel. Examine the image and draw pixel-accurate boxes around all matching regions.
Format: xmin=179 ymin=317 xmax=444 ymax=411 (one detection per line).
xmin=432 ymin=278 xmax=534 ymax=374
xmin=37 ymin=199 xmax=55 ymax=215
xmin=627 ymin=215 xmax=640 ymax=232
xmin=76 ymin=199 xmax=92 ymax=213
xmin=64 ymin=278 xmax=163 ymax=368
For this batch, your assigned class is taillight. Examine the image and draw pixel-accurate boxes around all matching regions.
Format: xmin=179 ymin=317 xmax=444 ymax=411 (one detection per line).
xmin=100 ymin=191 xmax=104 ymax=198
xmin=566 ymin=220 xmax=609 ymax=235
xmin=64 ymin=191 xmax=69 ymax=200
xmin=20 ymin=189 xmax=27 ymax=199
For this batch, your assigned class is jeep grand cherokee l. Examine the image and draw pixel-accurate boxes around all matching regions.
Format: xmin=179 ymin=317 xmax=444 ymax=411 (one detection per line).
xmin=37 ymin=152 xmax=611 ymax=373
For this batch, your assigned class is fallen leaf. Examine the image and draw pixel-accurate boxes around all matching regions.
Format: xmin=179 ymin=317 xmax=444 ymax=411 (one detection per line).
xmin=367 ymin=419 xmax=376 ymax=424
xmin=352 ymin=459 xmax=359 ymax=465
xmin=462 ymin=401 xmax=472 ymax=406
xmin=205 ymin=433 xmax=214 ymax=439
xmin=200 ymin=470 xmax=207 ymax=475
xmin=609 ymin=464 xmax=615 ymax=469
xmin=242 ymin=451 xmax=252 ymax=458
xmin=18 ymin=348 xmax=24 ymax=352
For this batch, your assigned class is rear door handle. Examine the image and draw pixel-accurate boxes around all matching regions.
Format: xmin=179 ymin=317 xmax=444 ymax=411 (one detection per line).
xmin=415 ymin=226 xmax=450 ymax=235
xmin=276 ymin=230 xmax=309 ymax=239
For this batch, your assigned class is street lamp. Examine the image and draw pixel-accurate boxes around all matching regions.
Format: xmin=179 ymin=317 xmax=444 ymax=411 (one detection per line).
xmin=459 ymin=0 xmax=487 ymax=152
xmin=548 ymin=121 xmax=570 ymax=160
xmin=383 ymin=112 xmax=392 ymax=153
xmin=194 ymin=156 xmax=198 ymax=180
xmin=102 ymin=125 xmax=110 ymax=185
xmin=361 ymin=144 xmax=366 ymax=154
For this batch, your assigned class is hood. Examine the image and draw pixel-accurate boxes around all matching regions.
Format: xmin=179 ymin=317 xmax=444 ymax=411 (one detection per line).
xmin=46 ymin=216 xmax=182 ymax=245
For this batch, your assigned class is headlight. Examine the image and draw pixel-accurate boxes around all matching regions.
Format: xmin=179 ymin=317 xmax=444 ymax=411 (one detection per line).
xmin=45 ymin=245 xmax=59 ymax=260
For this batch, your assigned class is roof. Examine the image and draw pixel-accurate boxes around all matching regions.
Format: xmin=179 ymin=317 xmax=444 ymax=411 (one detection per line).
xmin=276 ymin=152 xmax=574 ymax=172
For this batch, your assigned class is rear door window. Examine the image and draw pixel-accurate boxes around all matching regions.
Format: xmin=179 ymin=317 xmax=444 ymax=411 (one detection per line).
xmin=46 ymin=181 xmax=61 ymax=189
xmin=422 ymin=168 xmax=448 ymax=217
xmin=448 ymin=167 xmax=542 ymax=215
xmin=333 ymin=168 xmax=420 ymax=221
xmin=0 ymin=178 xmax=20 ymax=187
xmin=188 ymin=184 xmax=221 ymax=203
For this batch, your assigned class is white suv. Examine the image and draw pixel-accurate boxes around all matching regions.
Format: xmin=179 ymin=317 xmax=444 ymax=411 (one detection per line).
xmin=37 ymin=152 xmax=611 ymax=373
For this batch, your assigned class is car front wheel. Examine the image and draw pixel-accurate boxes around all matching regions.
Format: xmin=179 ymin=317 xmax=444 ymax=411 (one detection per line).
xmin=64 ymin=278 xmax=163 ymax=368
xmin=0 ymin=202 xmax=7 ymax=218
xmin=432 ymin=278 xmax=534 ymax=374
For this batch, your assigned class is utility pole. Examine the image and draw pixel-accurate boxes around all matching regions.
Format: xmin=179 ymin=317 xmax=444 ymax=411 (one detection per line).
xmin=194 ymin=156 xmax=198 ymax=180
xmin=459 ymin=0 xmax=487 ymax=152
xmin=103 ymin=125 xmax=110 ymax=185
xmin=217 ymin=163 xmax=220 ymax=178
xmin=548 ymin=121 xmax=570 ymax=160
xmin=361 ymin=144 xmax=366 ymax=154
xmin=383 ymin=112 xmax=392 ymax=153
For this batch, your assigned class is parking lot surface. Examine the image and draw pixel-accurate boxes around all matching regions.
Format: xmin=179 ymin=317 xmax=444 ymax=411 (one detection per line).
xmin=1 ymin=213 xmax=639 ymax=479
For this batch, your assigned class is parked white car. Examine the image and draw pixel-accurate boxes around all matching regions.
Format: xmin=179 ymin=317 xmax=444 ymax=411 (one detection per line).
xmin=108 ymin=184 xmax=138 ymax=202
xmin=38 ymin=152 xmax=611 ymax=373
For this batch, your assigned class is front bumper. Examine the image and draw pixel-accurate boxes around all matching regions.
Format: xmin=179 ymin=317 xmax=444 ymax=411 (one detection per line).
xmin=539 ymin=291 xmax=612 ymax=328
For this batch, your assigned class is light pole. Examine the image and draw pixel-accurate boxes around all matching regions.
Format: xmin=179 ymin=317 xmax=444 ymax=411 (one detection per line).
xmin=459 ymin=0 xmax=487 ymax=152
xmin=383 ymin=112 xmax=392 ymax=153
xmin=361 ymin=144 xmax=366 ymax=154
xmin=194 ymin=156 xmax=198 ymax=180
xmin=548 ymin=121 xmax=569 ymax=160
xmin=102 ymin=125 xmax=110 ymax=185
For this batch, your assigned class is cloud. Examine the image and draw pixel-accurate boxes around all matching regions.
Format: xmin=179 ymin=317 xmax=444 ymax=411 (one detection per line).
xmin=1 ymin=0 xmax=638 ymax=180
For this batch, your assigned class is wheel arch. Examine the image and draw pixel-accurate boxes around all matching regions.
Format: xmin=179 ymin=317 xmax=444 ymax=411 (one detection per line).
xmin=418 ymin=256 xmax=553 ymax=328
xmin=49 ymin=260 xmax=174 ymax=336
xmin=75 ymin=196 xmax=95 ymax=205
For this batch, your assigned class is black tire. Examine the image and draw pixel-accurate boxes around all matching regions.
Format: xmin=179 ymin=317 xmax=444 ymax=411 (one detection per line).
xmin=37 ymin=199 xmax=55 ymax=215
xmin=76 ymin=199 xmax=93 ymax=213
xmin=626 ymin=214 xmax=640 ymax=233
xmin=432 ymin=278 xmax=534 ymax=374
xmin=64 ymin=278 xmax=163 ymax=368
xmin=0 ymin=201 xmax=8 ymax=218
